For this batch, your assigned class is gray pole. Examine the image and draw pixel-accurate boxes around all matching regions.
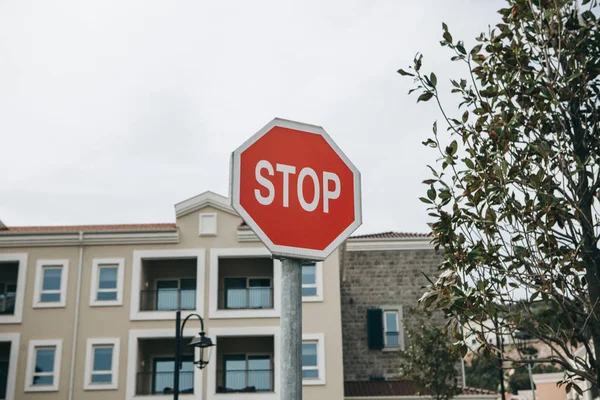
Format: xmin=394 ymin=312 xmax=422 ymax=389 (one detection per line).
xmin=527 ymin=363 xmax=536 ymax=400
xmin=281 ymin=258 xmax=303 ymax=400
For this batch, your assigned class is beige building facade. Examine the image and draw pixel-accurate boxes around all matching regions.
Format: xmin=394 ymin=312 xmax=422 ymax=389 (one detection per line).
xmin=0 ymin=191 xmax=345 ymax=400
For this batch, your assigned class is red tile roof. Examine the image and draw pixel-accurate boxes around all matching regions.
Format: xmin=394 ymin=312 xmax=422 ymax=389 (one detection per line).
xmin=344 ymin=380 xmax=496 ymax=397
xmin=3 ymin=223 xmax=177 ymax=233
xmin=350 ymin=231 xmax=430 ymax=239
xmin=345 ymin=380 xmax=426 ymax=397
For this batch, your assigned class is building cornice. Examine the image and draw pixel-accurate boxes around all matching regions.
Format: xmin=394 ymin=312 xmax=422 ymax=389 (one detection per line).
xmin=345 ymin=237 xmax=434 ymax=252
xmin=0 ymin=229 xmax=179 ymax=248
xmin=174 ymin=191 xmax=237 ymax=218
xmin=237 ymin=228 xmax=260 ymax=242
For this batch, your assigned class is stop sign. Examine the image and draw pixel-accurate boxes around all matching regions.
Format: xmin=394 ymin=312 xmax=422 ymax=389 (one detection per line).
xmin=230 ymin=118 xmax=362 ymax=260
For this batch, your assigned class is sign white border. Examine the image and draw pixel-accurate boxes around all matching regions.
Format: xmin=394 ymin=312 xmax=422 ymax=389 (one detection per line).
xmin=230 ymin=118 xmax=362 ymax=261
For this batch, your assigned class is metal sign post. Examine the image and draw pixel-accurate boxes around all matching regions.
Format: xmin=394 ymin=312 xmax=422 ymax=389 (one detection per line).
xmin=280 ymin=258 xmax=303 ymax=399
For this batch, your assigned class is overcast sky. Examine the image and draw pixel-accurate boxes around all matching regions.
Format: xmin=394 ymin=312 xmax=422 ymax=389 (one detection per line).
xmin=0 ymin=0 xmax=504 ymax=235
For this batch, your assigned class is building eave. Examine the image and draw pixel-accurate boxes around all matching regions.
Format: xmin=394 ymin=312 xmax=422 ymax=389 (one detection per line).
xmin=0 ymin=229 xmax=180 ymax=248
xmin=345 ymin=237 xmax=434 ymax=252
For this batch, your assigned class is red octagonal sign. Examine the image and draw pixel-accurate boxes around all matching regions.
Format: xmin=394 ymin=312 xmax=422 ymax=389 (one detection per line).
xmin=230 ymin=118 xmax=362 ymax=260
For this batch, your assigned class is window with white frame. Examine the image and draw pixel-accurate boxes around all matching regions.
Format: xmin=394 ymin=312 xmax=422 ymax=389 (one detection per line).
xmin=301 ymin=334 xmax=325 ymax=385
xmin=90 ymin=259 xmax=124 ymax=307
xmin=84 ymin=338 xmax=119 ymax=390
xmin=301 ymin=262 xmax=322 ymax=302
xmin=25 ymin=340 xmax=62 ymax=392
xmin=33 ymin=260 xmax=68 ymax=308
xmin=383 ymin=310 xmax=400 ymax=347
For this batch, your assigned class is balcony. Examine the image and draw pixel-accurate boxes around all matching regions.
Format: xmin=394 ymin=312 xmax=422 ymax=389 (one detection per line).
xmin=217 ymin=258 xmax=273 ymax=311
xmin=135 ymin=338 xmax=195 ymax=395
xmin=0 ymin=262 xmax=18 ymax=316
xmin=215 ymin=336 xmax=274 ymax=393
xmin=138 ymin=258 xmax=197 ymax=313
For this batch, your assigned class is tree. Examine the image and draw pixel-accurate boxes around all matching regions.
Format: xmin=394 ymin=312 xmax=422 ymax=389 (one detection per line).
xmin=465 ymin=355 xmax=502 ymax=392
xmin=398 ymin=0 xmax=600 ymax=394
xmin=398 ymin=310 xmax=462 ymax=400
xmin=508 ymin=363 xmax=563 ymax=394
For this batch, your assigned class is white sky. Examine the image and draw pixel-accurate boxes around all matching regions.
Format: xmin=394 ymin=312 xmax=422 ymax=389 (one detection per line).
xmin=0 ymin=0 xmax=504 ymax=235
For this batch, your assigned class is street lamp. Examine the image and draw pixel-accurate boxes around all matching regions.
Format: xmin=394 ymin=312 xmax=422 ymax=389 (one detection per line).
xmin=514 ymin=331 xmax=537 ymax=400
xmin=173 ymin=311 xmax=214 ymax=400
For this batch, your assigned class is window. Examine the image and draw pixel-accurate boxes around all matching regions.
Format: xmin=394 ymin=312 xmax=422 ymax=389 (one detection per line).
xmin=302 ymin=334 xmax=325 ymax=385
xmin=84 ymin=338 xmax=119 ymax=390
xmin=199 ymin=213 xmax=217 ymax=236
xmin=367 ymin=307 xmax=404 ymax=351
xmin=301 ymin=262 xmax=323 ymax=302
xmin=156 ymin=278 xmax=196 ymax=310
xmin=302 ymin=343 xmax=318 ymax=379
xmin=25 ymin=340 xmax=62 ymax=392
xmin=223 ymin=354 xmax=272 ymax=392
xmin=223 ymin=277 xmax=272 ymax=309
xmin=90 ymin=259 xmax=124 ymax=307
xmin=33 ymin=260 xmax=68 ymax=308
xmin=0 ymin=254 xmax=27 ymax=324
xmin=384 ymin=311 xmax=400 ymax=347
xmin=153 ymin=356 xmax=194 ymax=394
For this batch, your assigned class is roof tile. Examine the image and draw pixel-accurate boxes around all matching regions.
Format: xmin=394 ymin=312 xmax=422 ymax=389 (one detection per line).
xmin=350 ymin=231 xmax=430 ymax=239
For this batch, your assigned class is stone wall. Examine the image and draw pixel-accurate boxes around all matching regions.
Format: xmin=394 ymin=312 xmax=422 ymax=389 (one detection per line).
xmin=340 ymin=247 xmax=443 ymax=381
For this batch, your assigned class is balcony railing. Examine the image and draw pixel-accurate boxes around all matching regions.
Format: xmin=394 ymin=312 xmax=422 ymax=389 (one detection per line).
xmin=135 ymin=371 xmax=194 ymax=395
xmin=140 ymin=289 xmax=196 ymax=311
xmin=219 ymin=287 xmax=273 ymax=310
xmin=216 ymin=369 xmax=274 ymax=393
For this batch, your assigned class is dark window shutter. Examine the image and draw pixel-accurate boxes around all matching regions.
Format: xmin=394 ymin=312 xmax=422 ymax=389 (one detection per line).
xmin=367 ymin=309 xmax=384 ymax=350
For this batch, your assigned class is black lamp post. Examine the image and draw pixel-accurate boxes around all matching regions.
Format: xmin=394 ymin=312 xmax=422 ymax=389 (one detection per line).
xmin=173 ymin=310 xmax=214 ymax=400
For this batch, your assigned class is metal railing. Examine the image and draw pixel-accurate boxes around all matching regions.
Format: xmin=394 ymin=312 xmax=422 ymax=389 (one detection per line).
xmin=216 ymin=369 xmax=274 ymax=393
xmin=139 ymin=289 xmax=196 ymax=311
xmin=219 ymin=287 xmax=273 ymax=310
xmin=135 ymin=371 xmax=194 ymax=395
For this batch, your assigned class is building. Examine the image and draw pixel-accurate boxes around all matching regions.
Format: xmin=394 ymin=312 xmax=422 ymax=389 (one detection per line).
xmin=339 ymin=232 xmax=496 ymax=400
xmin=0 ymin=191 xmax=345 ymax=400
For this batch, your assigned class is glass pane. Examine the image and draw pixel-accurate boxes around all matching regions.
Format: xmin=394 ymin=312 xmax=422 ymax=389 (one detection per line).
xmin=42 ymin=268 xmax=62 ymax=291
xmin=180 ymin=279 xmax=196 ymax=290
xmin=385 ymin=312 xmax=398 ymax=331
xmin=153 ymin=359 xmax=174 ymax=394
xmin=40 ymin=293 xmax=61 ymax=302
xmin=224 ymin=279 xmax=248 ymax=309
xmin=386 ymin=332 xmax=399 ymax=346
xmin=249 ymin=287 xmax=271 ymax=309
xmin=91 ymin=373 xmax=112 ymax=383
xmin=35 ymin=348 xmax=55 ymax=373
xmin=302 ymin=369 xmax=319 ymax=379
xmin=224 ymin=355 xmax=246 ymax=391
xmin=302 ymin=287 xmax=317 ymax=297
xmin=156 ymin=281 xmax=178 ymax=310
xmin=98 ymin=267 xmax=118 ymax=289
xmin=180 ymin=289 xmax=196 ymax=310
xmin=93 ymin=347 xmax=113 ymax=372
xmin=33 ymin=375 xmax=53 ymax=385
xmin=302 ymin=343 xmax=317 ymax=367
xmin=248 ymin=279 xmax=270 ymax=288
xmin=157 ymin=280 xmax=178 ymax=289
xmin=301 ymin=264 xmax=316 ymax=285
xmin=248 ymin=356 xmax=270 ymax=391
xmin=97 ymin=291 xmax=117 ymax=301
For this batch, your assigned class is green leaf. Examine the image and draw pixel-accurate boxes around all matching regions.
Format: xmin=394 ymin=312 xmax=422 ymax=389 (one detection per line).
xmin=417 ymin=92 xmax=434 ymax=103
xmin=430 ymin=73 xmax=437 ymax=87
xmin=397 ymin=68 xmax=415 ymax=77
xmin=427 ymin=186 xmax=437 ymax=201
xmin=419 ymin=197 xmax=433 ymax=204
